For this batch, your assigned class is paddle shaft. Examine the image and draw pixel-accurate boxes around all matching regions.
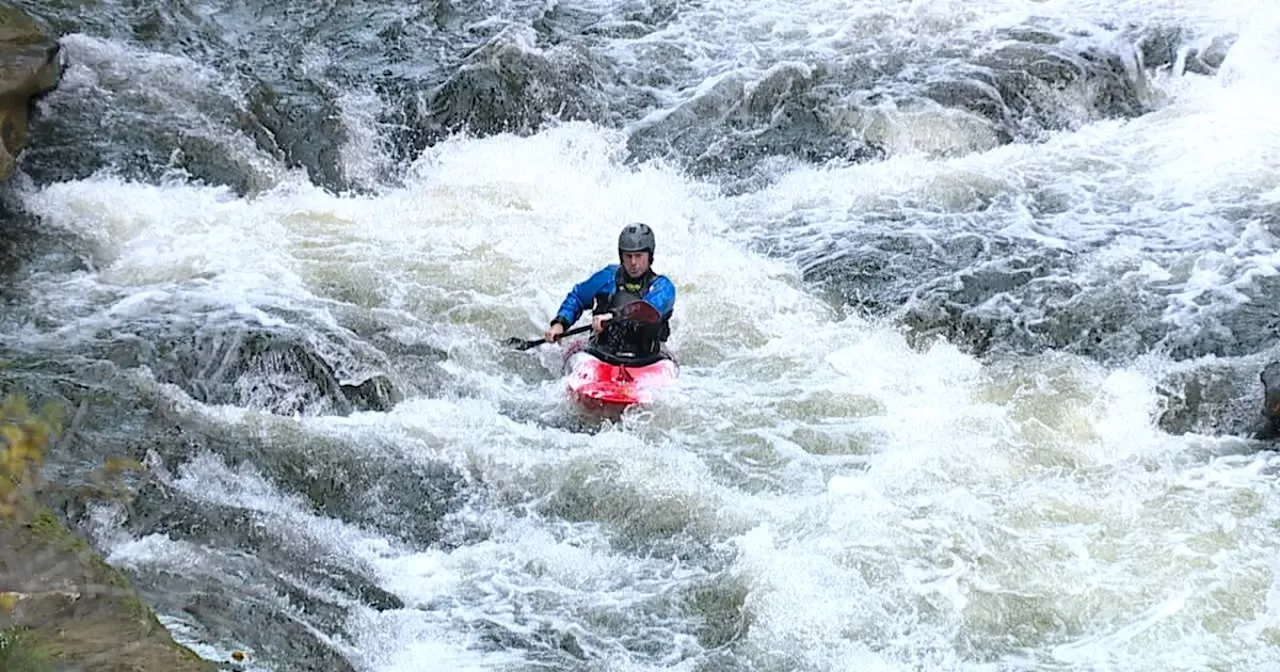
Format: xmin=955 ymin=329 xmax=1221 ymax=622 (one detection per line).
xmin=510 ymin=323 xmax=592 ymax=350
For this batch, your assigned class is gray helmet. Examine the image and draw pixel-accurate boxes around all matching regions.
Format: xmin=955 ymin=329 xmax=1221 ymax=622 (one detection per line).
xmin=618 ymin=223 xmax=655 ymax=256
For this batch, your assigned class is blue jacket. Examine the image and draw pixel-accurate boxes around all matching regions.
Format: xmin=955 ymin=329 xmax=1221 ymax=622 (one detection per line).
xmin=553 ymin=264 xmax=676 ymax=328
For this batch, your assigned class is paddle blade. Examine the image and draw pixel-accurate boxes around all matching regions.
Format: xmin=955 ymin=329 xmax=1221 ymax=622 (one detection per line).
xmin=618 ymin=300 xmax=661 ymax=324
xmin=506 ymin=337 xmax=543 ymax=351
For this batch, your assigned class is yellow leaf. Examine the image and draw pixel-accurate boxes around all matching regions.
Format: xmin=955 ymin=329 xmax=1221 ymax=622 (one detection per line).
xmin=0 ymin=424 xmax=24 ymax=447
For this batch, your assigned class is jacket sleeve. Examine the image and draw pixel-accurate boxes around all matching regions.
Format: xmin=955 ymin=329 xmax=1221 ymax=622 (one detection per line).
xmin=552 ymin=266 xmax=615 ymax=328
xmin=643 ymin=275 xmax=676 ymax=317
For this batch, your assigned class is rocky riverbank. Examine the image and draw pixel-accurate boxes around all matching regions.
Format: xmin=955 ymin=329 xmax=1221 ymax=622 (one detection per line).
xmin=0 ymin=6 xmax=61 ymax=182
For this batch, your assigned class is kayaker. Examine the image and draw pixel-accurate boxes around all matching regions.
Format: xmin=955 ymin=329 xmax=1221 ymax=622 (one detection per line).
xmin=543 ymin=223 xmax=676 ymax=359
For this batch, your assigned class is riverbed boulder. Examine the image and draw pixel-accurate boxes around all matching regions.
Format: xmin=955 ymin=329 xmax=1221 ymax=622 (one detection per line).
xmin=0 ymin=7 xmax=61 ymax=182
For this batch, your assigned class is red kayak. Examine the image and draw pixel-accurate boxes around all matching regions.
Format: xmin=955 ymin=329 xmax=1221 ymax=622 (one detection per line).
xmin=561 ymin=341 xmax=678 ymax=416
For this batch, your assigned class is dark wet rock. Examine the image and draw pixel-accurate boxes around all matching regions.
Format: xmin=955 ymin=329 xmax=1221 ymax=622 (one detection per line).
xmin=1252 ymin=361 xmax=1280 ymax=440
xmin=178 ymin=585 xmax=358 ymax=672
xmin=1259 ymin=361 xmax=1280 ymax=418
xmin=801 ymin=229 xmax=1185 ymax=363
xmin=243 ymin=73 xmax=351 ymax=193
xmin=85 ymin=319 xmax=408 ymax=418
xmin=977 ymin=37 xmax=1148 ymax=135
xmin=340 ymin=374 xmax=401 ymax=413
xmin=5 ymin=0 xmax=362 ymax=195
xmin=119 ymin=567 xmax=361 ymax=672
xmin=271 ymin=443 xmax=466 ymax=549
xmin=1153 ymin=358 xmax=1272 ymax=440
xmin=798 ymin=198 xmax=1280 ymax=365
xmin=582 ymin=0 xmax=680 ymax=39
xmin=627 ymin=63 xmax=882 ymax=191
xmin=1131 ymin=24 xmax=1238 ymax=76
xmin=0 ymin=6 xmax=62 ymax=182
xmin=535 ymin=0 xmax=679 ymax=41
xmin=1135 ymin=25 xmax=1188 ymax=71
xmin=1 ymin=357 xmax=469 ymax=670
xmin=532 ymin=4 xmax=602 ymax=43
xmin=801 ymin=229 xmax=1004 ymax=316
xmin=910 ymin=22 xmax=1164 ymax=145
xmin=158 ymin=329 xmax=361 ymax=416
xmin=119 ymin=484 xmax=406 ymax=614
xmin=22 ymin=99 xmax=279 ymax=196
xmin=922 ymin=76 xmax=1014 ymax=144
xmin=1 ymin=399 xmax=212 ymax=670
xmin=386 ymin=27 xmax=615 ymax=161
xmin=1 ymin=1 xmax=292 ymax=194
xmin=183 ymin=329 xmax=395 ymax=417
xmin=899 ymin=267 xmax=1174 ymax=364
xmin=2 ymin=0 xmax=217 ymax=55
xmin=627 ymin=19 xmax=1196 ymax=185
xmin=0 ymin=196 xmax=89 ymax=294
xmin=1200 ymin=33 xmax=1236 ymax=69
xmin=802 ymin=230 xmax=1075 ymax=347
xmin=19 ymin=39 xmax=280 ymax=194
xmin=894 ymin=263 xmax=1280 ymax=372
xmin=90 ymin=410 xmax=471 ymax=550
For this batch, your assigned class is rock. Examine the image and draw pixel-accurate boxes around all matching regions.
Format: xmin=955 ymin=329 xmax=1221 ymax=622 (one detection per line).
xmin=1136 ymin=25 xmax=1186 ymax=71
xmin=627 ymin=63 xmax=882 ymax=191
xmin=977 ymin=38 xmax=1148 ymax=134
xmin=1253 ymin=361 xmax=1280 ymax=440
xmin=0 ymin=508 xmax=214 ymax=671
xmin=388 ymin=25 xmax=613 ymax=158
xmin=1155 ymin=361 xmax=1256 ymax=437
xmin=244 ymin=75 xmax=352 ymax=194
xmin=98 ymin=324 xmax=405 ymax=418
xmin=0 ymin=7 xmax=62 ymax=182
xmin=911 ymin=22 xmax=1159 ymax=145
xmin=340 ymin=374 xmax=401 ymax=413
xmin=1132 ymin=25 xmax=1238 ymax=76
xmin=1200 ymin=33 xmax=1236 ymax=69
xmin=531 ymin=4 xmax=602 ymax=43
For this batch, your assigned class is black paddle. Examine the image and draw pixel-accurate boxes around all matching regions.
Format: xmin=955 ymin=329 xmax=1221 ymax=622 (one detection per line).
xmin=507 ymin=324 xmax=592 ymax=351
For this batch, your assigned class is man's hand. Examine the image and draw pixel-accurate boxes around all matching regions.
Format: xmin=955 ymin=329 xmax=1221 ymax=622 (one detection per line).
xmin=544 ymin=323 xmax=565 ymax=343
xmin=592 ymin=313 xmax=614 ymax=333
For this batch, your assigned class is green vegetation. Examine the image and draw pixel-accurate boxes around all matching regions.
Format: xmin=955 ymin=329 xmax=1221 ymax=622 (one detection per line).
xmin=0 ymin=395 xmax=61 ymax=522
xmin=0 ymin=627 xmax=54 ymax=672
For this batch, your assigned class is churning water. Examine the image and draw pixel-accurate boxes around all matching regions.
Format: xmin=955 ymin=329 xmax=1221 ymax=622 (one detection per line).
xmin=4 ymin=0 xmax=1280 ymax=669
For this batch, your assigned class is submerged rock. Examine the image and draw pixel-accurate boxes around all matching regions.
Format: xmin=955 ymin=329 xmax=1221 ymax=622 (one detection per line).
xmin=99 ymin=324 xmax=409 ymax=418
xmin=926 ymin=26 xmax=1154 ymax=142
xmin=0 ymin=7 xmax=62 ymax=182
xmin=341 ymin=373 xmax=401 ymax=413
xmin=1155 ymin=360 xmax=1258 ymax=438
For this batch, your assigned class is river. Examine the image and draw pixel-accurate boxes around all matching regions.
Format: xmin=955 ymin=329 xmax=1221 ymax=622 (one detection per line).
xmin=3 ymin=0 xmax=1280 ymax=669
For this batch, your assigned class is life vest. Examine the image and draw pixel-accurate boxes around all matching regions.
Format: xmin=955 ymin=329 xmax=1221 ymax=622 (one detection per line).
xmin=588 ymin=268 xmax=671 ymax=359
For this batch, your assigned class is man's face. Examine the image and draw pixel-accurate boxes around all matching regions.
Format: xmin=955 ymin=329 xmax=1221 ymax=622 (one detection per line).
xmin=621 ymin=251 xmax=651 ymax=278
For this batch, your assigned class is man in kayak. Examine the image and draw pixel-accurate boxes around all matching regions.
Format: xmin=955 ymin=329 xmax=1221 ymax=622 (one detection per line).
xmin=543 ymin=223 xmax=676 ymax=361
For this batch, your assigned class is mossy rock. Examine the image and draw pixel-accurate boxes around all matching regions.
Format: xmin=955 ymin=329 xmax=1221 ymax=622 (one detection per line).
xmin=0 ymin=8 xmax=53 ymax=45
xmin=1 ymin=508 xmax=214 ymax=671
xmin=1 ymin=626 xmax=54 ymax=671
